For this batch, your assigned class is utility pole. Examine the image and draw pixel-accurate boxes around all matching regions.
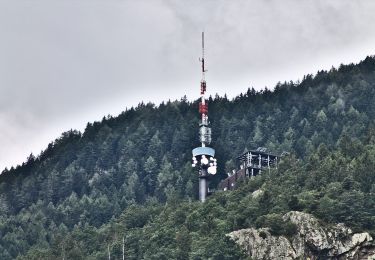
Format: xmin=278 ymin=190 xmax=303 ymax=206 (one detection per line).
xmin=122 ymin=236 xmax=125 ymax=260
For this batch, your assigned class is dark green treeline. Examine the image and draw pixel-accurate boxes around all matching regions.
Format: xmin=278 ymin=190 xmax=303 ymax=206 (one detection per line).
xmin=1 ymin=56 xmax=375 ymax=259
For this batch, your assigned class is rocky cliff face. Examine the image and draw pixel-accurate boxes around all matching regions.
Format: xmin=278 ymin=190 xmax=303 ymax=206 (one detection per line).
xmin=228 ymin=211 xmax=375 ymax=260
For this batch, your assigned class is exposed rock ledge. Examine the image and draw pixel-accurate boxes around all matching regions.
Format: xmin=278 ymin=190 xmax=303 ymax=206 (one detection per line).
xmin=228 ymin=211 xmax=375 ymax=260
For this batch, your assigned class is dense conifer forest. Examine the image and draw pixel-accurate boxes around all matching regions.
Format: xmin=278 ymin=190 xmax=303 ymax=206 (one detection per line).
xmin=1 ymin=56 xmax=375 ymax=259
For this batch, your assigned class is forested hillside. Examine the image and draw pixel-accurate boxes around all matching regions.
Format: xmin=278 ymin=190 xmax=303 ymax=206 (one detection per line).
xmin=1 ymin=56 xmax=375 ymax=259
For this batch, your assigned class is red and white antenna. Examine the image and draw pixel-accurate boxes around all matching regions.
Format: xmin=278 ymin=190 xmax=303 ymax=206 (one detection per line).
xmin=198 ymin=32 xmax=211 ymax=147
xmin=192 ymin=32 xmax=217 ymax=202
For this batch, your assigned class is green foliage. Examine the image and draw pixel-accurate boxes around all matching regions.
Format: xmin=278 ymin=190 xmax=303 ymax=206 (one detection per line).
xmin=1 ymin=56 xmax=375 ymax=258
xmin=255 ymin=213 xmax=297 ymax=237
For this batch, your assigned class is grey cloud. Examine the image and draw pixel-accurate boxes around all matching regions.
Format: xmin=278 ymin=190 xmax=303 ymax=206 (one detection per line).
xmin=1 ymin=0 xmax=375 ymax=169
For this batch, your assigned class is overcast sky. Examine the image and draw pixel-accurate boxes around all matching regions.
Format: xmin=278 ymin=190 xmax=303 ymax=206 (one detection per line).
xmin=1 ymin=0 xmax=375 ymax=170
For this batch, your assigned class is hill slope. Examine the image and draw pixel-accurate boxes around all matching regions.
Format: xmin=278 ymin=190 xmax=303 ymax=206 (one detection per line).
xmin=1 ymin=56 xmax=375 ymax=259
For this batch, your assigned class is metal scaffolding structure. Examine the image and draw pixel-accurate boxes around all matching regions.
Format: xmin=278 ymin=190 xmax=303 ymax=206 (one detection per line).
xmin=218 ymin=147 xmax=278 ymax=191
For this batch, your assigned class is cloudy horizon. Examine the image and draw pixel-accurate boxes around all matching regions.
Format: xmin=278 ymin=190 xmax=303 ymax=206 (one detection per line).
xmin=1 ymin=0 xmax=375 ymax=170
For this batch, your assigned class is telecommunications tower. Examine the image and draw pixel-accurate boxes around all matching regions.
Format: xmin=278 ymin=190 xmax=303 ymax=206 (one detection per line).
xmin=192 ymin=32 xmax=217 ymax=202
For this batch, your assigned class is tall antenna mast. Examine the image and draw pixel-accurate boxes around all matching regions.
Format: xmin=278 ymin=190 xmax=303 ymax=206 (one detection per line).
xmin=192 ymin=32 xmax=217 ymax=202
xmin=199 ymin=32 xmax=209 ymax=147
xmin=202 ymin=32 xmax=205 ymax=80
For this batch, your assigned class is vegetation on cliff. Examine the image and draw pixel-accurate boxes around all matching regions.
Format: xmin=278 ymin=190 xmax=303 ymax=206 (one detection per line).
xmin=1 ymin=56 xmax=375 ymax=259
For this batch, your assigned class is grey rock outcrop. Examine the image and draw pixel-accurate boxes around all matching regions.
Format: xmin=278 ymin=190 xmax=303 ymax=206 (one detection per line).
xmin=228 ymin=211 xmax=375 ymax=259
